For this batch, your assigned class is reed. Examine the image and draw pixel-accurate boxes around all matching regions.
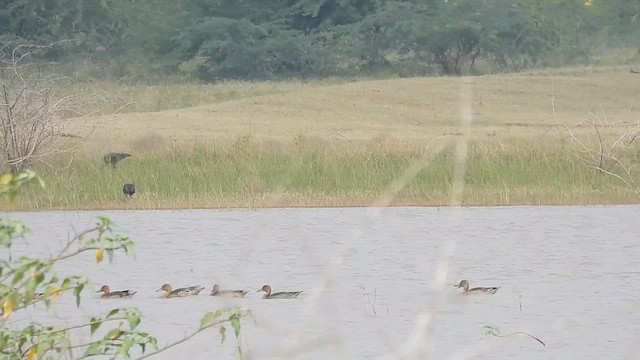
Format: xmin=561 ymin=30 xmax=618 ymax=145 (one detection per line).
xmin=8 ymin=138 xmax=638 ymax=210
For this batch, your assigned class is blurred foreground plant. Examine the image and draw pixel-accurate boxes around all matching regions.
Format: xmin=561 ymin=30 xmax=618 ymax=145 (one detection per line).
xmin=0 ymin=171 xmax=249 ymax=359
xmin=483 ymin=325 xmax=545 ymax=347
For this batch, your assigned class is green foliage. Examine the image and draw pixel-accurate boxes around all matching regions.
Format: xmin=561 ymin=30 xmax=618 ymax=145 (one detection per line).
xmin=81 ymin=308 xmax=157 ymax=358
xmin=396 ymin=1 xmax=486 ymax=75
xmin=0 ymin=210 xmax=147 ymax=357
xmin=2 ymin=0 xmax=637 ymax=80
xmin=0 ymin=170 xmax=43 ymax=207
xmin=201 ymin=307 xmax=251 ymax=358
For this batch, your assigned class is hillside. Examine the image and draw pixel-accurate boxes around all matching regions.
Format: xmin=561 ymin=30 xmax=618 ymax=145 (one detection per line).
xmin=78 ymin=66 xmax=640 ymax=155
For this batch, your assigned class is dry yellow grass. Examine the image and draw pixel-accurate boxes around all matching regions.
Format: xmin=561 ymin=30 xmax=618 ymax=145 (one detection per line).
xmin=9 ymin=66 xmax=637 ymax=210
xmin=71 ymin=65 xmax=640 ymax=156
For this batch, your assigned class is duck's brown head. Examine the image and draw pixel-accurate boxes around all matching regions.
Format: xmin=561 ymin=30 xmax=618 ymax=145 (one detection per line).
xmin=97 ymin=285 xmax=110 ymax=294
xmin=257 ymin=285 xmax=272 ymax=294
xmin=454 ymin=280 xmax=470 ymax=291
xmin=158 ymin=284 xmax=172 ymax=293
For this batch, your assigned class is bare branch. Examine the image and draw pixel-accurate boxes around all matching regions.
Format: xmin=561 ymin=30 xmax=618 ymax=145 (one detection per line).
xmin=134 ymin=317 xmax=236 ymax=360
xmin=554 ymin=116 xmax=640 ymax=198
xmin=1 ymin=43 xmax=87 ymax=171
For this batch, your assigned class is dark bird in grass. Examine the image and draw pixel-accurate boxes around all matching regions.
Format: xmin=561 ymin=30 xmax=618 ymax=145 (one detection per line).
xmin=104 ymin=152 xmax=131 ymax=166
xmin=123 ymin=183 xmax=135 ymax=197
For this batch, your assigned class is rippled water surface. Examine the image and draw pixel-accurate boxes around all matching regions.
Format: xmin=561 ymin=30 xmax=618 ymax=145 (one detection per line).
xmin=5 ymin=206 xmax=640 ymax=359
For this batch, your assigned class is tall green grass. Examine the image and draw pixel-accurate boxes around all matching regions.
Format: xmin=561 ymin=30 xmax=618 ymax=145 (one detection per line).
xmin=8 ymin=139 xmax=639 ymax=210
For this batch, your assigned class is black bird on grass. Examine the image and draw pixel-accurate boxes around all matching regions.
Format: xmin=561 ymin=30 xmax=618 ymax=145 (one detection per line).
xmin=123 ymin=183 xmax=135 ymax=197
xmin=104 ymin=153 xmax=131 ymax=166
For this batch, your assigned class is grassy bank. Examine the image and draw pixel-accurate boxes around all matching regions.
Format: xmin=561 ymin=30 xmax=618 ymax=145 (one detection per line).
xmin=4 ymin=66 xmax=640 ymax=210
xmin=7 ymin=138 xmax=639 ymax=211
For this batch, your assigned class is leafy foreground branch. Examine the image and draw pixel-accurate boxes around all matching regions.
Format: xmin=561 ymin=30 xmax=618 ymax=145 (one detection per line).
xmin=0 ymin=170 xmax=249 ymax=359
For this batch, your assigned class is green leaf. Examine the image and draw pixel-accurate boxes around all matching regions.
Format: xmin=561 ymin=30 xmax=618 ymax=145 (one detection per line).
xmin=148 ymin=335 xmax=158 ymax=349
xmin=219 ymin=326 xmax=226 ymax=344
xmin=97 ymin=217 xmax=113 ymax=236
xmin=90 ymin=317 xmax=101 ymax=335
xmin=105 ymin=328 xmax=121 ymax=340
xmin=124 ymin=242 xmax=136 ymax=259
xmin=212 ymin=308 xmax=225 ymax=319
xmin=84 ymin=343 xmax=102 ymax=357
xmin=107 ymin=309 xmax=121 ymax=318
xmin=119 ymin=336 xmax=134 ymax=358
xmin=126 ymin=311 xmax=140 ymax=329
xmin=200 ymin=312 xmax=215 ymax=329
xmin=73 ymin=283 xmax=84 ymax=306
xmin=230 ymin=315 xmax=241 ymax=338
xmin=34 ymin=272 xmax=45 ymax=285
xmin=11 ymin=268 xmax=25 ymax=286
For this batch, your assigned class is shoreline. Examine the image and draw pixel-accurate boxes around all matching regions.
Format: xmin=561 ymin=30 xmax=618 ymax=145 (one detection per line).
xmin=6 ymin=140 xmax=639 ymax=212
xmin=4 ymin=198 xmax=638 ymax=212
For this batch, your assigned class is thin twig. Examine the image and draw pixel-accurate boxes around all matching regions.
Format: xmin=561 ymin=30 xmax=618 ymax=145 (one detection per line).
xmin=112 ymin=100 xmax=136 ymax=115
xmin=484 ymin=326 xmax=546 ymax=347
xmin=358 ymin=285 xmax=377 ymax=316
xmin=134 ymin=318 xmax=232 ymax=360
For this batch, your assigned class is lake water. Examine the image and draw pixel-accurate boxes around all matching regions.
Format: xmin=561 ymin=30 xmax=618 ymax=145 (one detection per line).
xmin=4 ymin=206 xmax=640 ymax=359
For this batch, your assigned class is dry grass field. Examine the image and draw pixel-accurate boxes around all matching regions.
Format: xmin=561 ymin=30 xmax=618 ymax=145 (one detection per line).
xmin=8 ymin=65 xmax=640 ymax=210
xmin=75 ymin=65 xmax=639 ymax=151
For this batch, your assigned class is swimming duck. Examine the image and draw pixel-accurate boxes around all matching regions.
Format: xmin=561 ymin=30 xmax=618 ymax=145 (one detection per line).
xmin=210 ymin=284 xmax=248 ymax=298
xmin=257 ymin=285 xmax=302 ymax=299
xmin=157 ymin=284 xmax=204 ymax=298
xmin=96 ymin=285 xmax=137 ymax=298
xmin=454 ymin=280 xmax=500 ymax=295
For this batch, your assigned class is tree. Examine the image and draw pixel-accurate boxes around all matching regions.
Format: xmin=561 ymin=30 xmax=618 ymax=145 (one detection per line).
xmin=397 ymin=1 xmax=486 ymax=75
xmin=338 ymin=1 xmax=415 ymax=69
xmin=2 ymin=0 xmax=638 ymax=80
xmin=0 ymin=42 xmax=87 ymax=172
xmin=175 ymin=17 xmax=314 ymax=80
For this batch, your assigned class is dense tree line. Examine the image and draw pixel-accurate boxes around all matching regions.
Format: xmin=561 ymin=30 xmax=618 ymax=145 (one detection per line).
xmin=0 ymin=0 xmax=638 ymax=81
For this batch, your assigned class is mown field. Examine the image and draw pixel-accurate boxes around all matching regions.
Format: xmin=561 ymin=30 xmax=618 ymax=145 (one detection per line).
xmin=8 ymin=66 xmax=640 ymax=210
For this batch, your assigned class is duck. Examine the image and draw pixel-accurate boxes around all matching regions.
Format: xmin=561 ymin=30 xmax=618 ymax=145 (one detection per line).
xmin=96 ymin=285 xmax=137 ymax=298
xmin=257 ymin=285 xmax=302 ymax=299
xmin=210 ymin=284 xmax=248 ymax=298
xmin=454 ymin=280 xmax=500 ymax=295
xmin=157 ymin=283 xmax=204 ymax=298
